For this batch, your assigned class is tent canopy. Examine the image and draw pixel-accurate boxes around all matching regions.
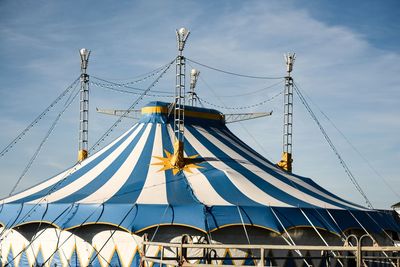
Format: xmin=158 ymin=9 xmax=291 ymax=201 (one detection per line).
xmin=1 ymin=102 xmax=398 ymax=234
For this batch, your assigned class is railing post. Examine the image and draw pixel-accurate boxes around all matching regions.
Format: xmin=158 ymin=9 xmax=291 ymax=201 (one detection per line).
xmin=324 ymin=251 xmax=331 ymax=267
xmin=176 ymin=246 xmax=180 ymax=265
xmin=161 ymin=245 xmax=164 ymax=265
xmin=178 ymin=242 xmax=183 ymax=266
xmin=356 ymin=242 xmax=361 ymax=267
xmin=179 ymin=234 xmax=190 ymax=266
xmin=260 ymin=248 xmax=265 ymax=267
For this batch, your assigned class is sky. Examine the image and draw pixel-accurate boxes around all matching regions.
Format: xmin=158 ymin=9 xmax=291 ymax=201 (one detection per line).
xmin=0 ymin=0 xmax=399 ymax=209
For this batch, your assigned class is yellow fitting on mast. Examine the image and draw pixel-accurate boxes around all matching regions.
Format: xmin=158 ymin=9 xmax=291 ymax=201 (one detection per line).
xmin=277 ymin=152 xmax=292 ymax=172
xmin=171 ymin=140 xmax=185 ymax=169
xmin=78 ymin=149 xmax=88 ymax=162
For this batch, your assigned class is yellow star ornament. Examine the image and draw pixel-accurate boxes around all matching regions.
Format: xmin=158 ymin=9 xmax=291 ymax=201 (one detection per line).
xmin=152 ymin=141 xmax=203 ymax=175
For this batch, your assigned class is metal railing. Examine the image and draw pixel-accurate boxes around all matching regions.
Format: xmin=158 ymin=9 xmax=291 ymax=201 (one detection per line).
xmin=141 ymin=235 xmax=400 ymax=267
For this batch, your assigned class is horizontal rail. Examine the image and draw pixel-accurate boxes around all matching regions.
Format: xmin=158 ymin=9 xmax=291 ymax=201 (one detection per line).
xmin=143 ymin=241 xmax=400 ymax=252
xmin=142 ymin=240 xmax=400 ymax=267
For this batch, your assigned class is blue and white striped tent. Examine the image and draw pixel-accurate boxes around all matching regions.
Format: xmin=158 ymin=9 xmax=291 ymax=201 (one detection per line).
xmin=1 ymin=101 xmax=399 ymax=237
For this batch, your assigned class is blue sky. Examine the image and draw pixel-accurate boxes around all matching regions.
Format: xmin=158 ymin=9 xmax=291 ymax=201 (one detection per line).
xmin=0 ymin=0 xmax=399 ymax=208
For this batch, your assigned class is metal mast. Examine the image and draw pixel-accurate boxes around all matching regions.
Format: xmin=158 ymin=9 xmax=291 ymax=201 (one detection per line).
xmin=78 ymin=48 xmax=91 ymax=162
xmin=171 ymin=27 xmax=190 ymax=169
xmin=189 ymin=68 xmax=200 ymax=107
xmin=277 ymin=53 xmax=295 ymax=172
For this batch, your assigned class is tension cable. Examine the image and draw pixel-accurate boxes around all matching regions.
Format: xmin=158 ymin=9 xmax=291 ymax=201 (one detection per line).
xmin=187 ymin=58 xmax=284 ymax=80
xmin=92 ymin=59 xmax=175 ymax=85
xmin=197 ymin=90 xmax=283 ymax=110
xmin=8 ymin=81 xmax=81 ymax=196
xmin=89 ymin=58 xmax=175 ymax=153
xmin=90 ymin=80 xmax=174 ymax=98
xmin=293 ymin=82 xmax=373 ymax=209
xmin=213 ymin=79 xmax=284 ymax=98
xmin=298 ymin=86 xmax=400 ymax=199
xmin=0 ymin=77 xmax=80 ymax=158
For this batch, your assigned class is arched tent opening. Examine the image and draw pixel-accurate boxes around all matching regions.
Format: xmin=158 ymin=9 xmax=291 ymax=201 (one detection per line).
xmin=210 ymin=225 xmax=283 ymax=245
xmin=66 ymin=223 xmax=133 ymax=242
xmin=12 ymin=221 xmax=58 ymax=241
xmin=136 ymin=225 xmax=207 ymax=243
xmin=284 ymin=226 xmax=342 ymax=246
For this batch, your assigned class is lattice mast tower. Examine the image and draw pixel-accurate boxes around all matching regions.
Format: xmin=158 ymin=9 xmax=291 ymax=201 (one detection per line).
xmin=277 ymin=53 xmax=295 ymax=172
xmin=78 ymin=48 xmax=91 ymax=162
xmin=171 ymin=28 xmax=190 ymax=168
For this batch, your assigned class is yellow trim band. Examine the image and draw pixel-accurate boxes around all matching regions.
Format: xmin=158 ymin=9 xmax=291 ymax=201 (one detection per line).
xmin=141 ymin=106 xmax=168 ymax=114
xmin=141 ymin=106 xmax=224 ymax=121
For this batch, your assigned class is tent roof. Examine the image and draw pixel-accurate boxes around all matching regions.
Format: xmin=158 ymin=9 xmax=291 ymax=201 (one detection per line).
xmin=0 ymin=102 xmax=398 ymax=234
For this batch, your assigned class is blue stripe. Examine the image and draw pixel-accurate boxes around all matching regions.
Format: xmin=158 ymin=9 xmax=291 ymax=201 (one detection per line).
xmin=132 ymin=204 xmax=206 ymax=232
xmin=212 ymin=126 xmax=355 ymax=209
xmin=161 ymin=124 xmax=199 ymax=205
xmin=187 ymin=125 xmax=314 ymax=208
xmin=55 ymin=125 xmax=149 ymax=203
xmin=11 ymin=124 xmax=141 ymax=203
xmin=220 ymin=126 xmax=365 ymax=209
xmin=296 ymin=178 xmax=365 ymax=209
xmin=107 ymin=124 xmax=157 ymax=203
xmin=219 ymin=126 xmax=276 ymax=166
xmin=183 ymin=131 xmax=263 ymax=206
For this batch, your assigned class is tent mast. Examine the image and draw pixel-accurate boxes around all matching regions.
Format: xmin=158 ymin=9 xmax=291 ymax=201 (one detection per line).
xmin=277 ymin=53 xmax=295 ymax=172
xmin=171 ymin=28 xmax=190 ymax=169
xmin=78 ymin=48 xmax=91 ymax=162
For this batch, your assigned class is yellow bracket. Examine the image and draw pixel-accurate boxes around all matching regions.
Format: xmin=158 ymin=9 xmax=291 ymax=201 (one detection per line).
xmin=277 ymin=152 xmax=292 ymax=172
xmin=171 ymin=140 xmax=185 ymax=169
xmin=78 ymin=149 xmax=88 ymax=162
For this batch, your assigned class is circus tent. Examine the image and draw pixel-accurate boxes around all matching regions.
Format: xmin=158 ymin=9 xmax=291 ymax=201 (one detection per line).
xmin=1 ymin=21 xmax=399 ymax=266
xmin=0 ymin=101 xmax=399 ymax=266
xmin=1 ymin=101 xmax=398 ymax=235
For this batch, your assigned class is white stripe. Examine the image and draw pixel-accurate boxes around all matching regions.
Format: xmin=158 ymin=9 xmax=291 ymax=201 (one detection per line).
xmin=136 ymin=124 xmax=168 ymax=204
xmin=183 ymin=167 xmax=233 ymax=206
xmin=79 ymin=124 xmax=153 ymax=203
xmin=213 ymin=127 xmax=364 ymax=210
xmin=185 ymin=128 xmax=291 ymax=207
xmin=165 ymin=125 xmax=231 ymax=206
xmin=2 ymin=124 xmax=138 ymax=204
xmin=28 ymin=124 xmax=145 ymax=203
xmin=198 ymin=126 xmax=342 ymax=209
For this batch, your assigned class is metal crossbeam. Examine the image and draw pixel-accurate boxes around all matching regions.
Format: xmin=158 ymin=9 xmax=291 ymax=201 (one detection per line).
xmin=224 ymin=111 xmax=272 ymax=124
xmin=96 ymin=108 xmax=272 ymax=124
xmin=96 ymin=108 xmax=141 ymax=120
